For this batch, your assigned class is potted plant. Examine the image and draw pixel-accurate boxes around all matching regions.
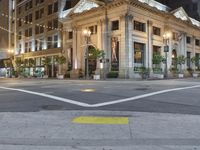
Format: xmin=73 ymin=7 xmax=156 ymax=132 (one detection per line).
xmin=42 ymin=57 xmax=51 ymax=78
xmin=15 ymin=58 xmax=24 ymax=78
xmin=139 ymin=66 xmax=149 ymax=79
xmin=56 ymin=56 xmax=66 ymax=79
xmin=176 ymin=55 xmax=186 ymax=78
xmin=89 ymin=48 xmax=105 ymax=80
xmin=152 ymin=53 xmax=164 ymax=79
xmin=191 ymin=56 xmax=200 ymax=78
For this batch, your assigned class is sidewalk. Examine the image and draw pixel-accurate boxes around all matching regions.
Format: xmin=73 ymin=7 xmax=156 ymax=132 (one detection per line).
xmin=0 ymin=111 xmax=199 ymax=150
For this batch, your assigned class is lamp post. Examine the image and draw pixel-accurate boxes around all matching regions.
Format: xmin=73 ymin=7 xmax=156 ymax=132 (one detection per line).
xmin=83 ymin=29 xmax=91 ymax=79
xmin=163 ymin=32 xmax=171 ymax=78
xmin=8 ymin=49 xmax=14 ymax=78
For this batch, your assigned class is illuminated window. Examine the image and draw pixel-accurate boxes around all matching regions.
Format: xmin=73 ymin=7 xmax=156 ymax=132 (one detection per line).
xmin=134 ymin=42 xmax=145 ymax=64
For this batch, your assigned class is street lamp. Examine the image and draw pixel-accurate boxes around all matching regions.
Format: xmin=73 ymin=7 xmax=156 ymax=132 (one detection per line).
xmin=8 ymin=49 xmax=14 ymax=78
xmin=83 ymin=29 xmax=91 ymax=79
xmin=163 ymin=32 xmax=171 ymax=78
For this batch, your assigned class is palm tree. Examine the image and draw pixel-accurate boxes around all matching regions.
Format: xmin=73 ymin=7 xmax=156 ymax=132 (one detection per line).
xmin=42 ymin=57 xmax=52 ymax=76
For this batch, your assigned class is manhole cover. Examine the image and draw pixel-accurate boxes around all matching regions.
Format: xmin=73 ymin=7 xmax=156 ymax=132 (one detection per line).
xmin=41 ymin=105 xmax=63 ymax=110
xmin=135 ymin=88 xmax=149 ymax=91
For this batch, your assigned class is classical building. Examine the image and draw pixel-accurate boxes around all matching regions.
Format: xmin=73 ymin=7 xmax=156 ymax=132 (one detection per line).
xmin=60 ymin=0 xmax=200 ymax=79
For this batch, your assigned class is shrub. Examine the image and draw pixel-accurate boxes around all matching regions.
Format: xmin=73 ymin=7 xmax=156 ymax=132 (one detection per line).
xmin=107 ymin=71 xmax=118 ymax=78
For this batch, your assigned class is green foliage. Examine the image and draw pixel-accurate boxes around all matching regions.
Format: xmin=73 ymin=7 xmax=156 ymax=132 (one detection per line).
xmin=89 ymin=48 xmax=105 ymax=59
xmin=176 ymin=55 xmax=186 ymax=65
xmin=191 ymin=56 xmax=199 ymax=64
xmin=15 ymin=58 xmax=23 ymax=67
xmin=57 ymin=56 xmax=66 ymax=65
xmin=42 ymin=57 xmax=51 ymax=66
xmin=107 ymin=71 xmax=118 ymax=78
xmin=29 ymin=58 xmax=35 ymax=68
xmin=152 ymin=54 xmax=164 ymax=65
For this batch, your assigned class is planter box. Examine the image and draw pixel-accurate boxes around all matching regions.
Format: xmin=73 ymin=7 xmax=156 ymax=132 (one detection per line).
xmin=43 ymin=75 xmax=48 ymax=79
xmin=93 ymin=75 xmax=100 ymax=80
xmin=193 ymin=73 xmax=199 ymax=78
xmin=153 ymin=73 xmax=164 ymax=79
xmin=178 ymin=74 xmax=184 ymax=78
xmin=57 ymin=75 xmax=64 ymax=79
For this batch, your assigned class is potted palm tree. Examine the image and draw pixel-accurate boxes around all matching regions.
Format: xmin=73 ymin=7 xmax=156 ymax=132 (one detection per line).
xmin=15 ymin=58 xmax=24 ymax=78
xmin=152 ymin=53 xmax=164 ymax=79
xmin=56 ymin=56 xmax=66 ymax=79
xmin=42 ymin=57 xmax=51 ymax=78
xmin=176 ymin=55 xmax=186 ymax=78
xmin=191 ymin=56 xmax=200 ymax=78
xmin=89 ymin=48 xmax=105 ymax=80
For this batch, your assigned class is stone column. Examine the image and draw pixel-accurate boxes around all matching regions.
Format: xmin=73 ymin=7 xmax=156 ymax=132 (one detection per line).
xmin=147 ymin=20 xmax=153 ymax=77
xmin=70 ymin=26 xmax=79 ymax=78
xmin=119 ymin=13 xmax=133 ymax=78
xmin=192 ymin=36 xmax=196 ymax=70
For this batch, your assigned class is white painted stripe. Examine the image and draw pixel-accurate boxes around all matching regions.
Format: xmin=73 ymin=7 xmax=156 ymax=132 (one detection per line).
xmin=91 ymin=85 xmax=200 ymax=107
xmin=0 ymin=86 xmax=91 ymax=107
xmin=0 ymin=85 xmax=200 ymax=108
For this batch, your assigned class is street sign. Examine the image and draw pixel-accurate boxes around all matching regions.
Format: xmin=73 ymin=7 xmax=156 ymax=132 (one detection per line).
xmin=164 ymin=46 xmax=169 ymax=52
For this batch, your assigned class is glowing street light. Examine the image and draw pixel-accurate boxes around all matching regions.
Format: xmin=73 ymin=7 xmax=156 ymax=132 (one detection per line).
xmin=163 ymin=32 xmax=171 ymax=78
xmin=83 ymin=29 xmax=91 ymax=79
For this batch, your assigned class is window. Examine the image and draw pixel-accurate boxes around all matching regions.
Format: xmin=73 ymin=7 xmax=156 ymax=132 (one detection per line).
xmin=187 ymin=36 xmax=191 ymax=44
xmin=35 ymin=8 xmax=44 ymax=20
xmin=134 ymin=21 xmax=146 ymax=32
xmin=187 ymin=52 xmax=191 ymax=68
xmin=18 ymin=32 xmax=22 ymax=40
xmin=25 ymin=29 xmax=29 ymax=37
xmin=54 ymin=35 xmax=58 ymax=48
xmin=47 ymin=36 xmax=53 ymax=49
xmin=35 ymin=25 xmax=44 ymax=34
xmin=68 ymin=31 xmax=73 ymax=39
xmin=172 ymin=32 xmax=178 ymax=41
xmin=48 ymin=4 xmax=53 ymax=15
xmin=112 ymin=20 xmax=119 ymax=31
xmin=29 ymin=28 xmax=32 ymax=37
xmin=134 ymin=42 xmax=145 ymax=64
xmin=25 ymin=42 xmax=28 ymax=53
xmin=195 ymin=53 xmax=200 ymax=68
xmin=196 ymin=39 xmax=200 ymax=46
xmin=54 ymin=1 xmax=58 ymax=12
xmin=18 ymin=19 xmax=22 ymax=27
xmin=53 ymin=19 xmax=58 ymax=28
xmin=47 ymin=21 xmax=53 ymax=31
xmin=18 ymin=7 xmax=21 ymax=14
xmin=153 ymin=26 xmax=161 ymax=36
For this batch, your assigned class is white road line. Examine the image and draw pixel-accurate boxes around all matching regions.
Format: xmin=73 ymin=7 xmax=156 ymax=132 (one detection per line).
xmin=0 ymin=85 xmax=200 ymax=108
xmin=91 ymin=85 xmax=200 ymax=107
xmin=0 ymin=86 xmax=91 ymax=107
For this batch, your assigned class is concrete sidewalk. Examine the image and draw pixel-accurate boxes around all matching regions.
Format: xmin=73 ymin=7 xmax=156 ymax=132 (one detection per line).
xmin=0 ymin=111 xmax=199 ymax=150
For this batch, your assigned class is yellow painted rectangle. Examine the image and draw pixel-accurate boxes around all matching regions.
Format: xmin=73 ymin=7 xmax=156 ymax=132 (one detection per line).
xmin=72 ymin=116 xmax=129 ymax=124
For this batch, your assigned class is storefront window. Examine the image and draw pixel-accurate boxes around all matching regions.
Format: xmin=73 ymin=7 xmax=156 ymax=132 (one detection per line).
xmin=134 ymin=42 xmax=145 ymax=64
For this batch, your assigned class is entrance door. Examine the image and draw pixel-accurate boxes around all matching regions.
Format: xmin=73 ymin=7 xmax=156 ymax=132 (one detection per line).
xmin=85 ymin=46 xmax=97 ymax=77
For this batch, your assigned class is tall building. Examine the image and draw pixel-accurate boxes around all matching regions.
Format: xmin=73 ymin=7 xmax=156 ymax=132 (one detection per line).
xmin=156 ymin=0 xmax=200 ymax=21
xmin=14 ymin=0 xmax=68 ymax=77
xmin=0 ymin=0 xmax=13 ymax=59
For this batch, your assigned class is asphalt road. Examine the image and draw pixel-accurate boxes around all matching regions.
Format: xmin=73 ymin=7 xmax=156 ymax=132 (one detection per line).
xmin=0 ymin=78 xmax=200 ymax=115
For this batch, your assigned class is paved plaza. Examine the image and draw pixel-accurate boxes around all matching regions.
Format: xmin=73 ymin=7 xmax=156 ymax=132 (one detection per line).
xmin=0 ymin=78 xmax=200 ymax=150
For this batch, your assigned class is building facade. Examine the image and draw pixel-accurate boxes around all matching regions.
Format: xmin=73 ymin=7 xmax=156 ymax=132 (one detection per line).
xmin=0 ymin=0 xmax=14 ymax=59
xmin=13 ymin=0 xmax=69 ymax=77
xmin=61 ymin=0 xmax=200 ymax=79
